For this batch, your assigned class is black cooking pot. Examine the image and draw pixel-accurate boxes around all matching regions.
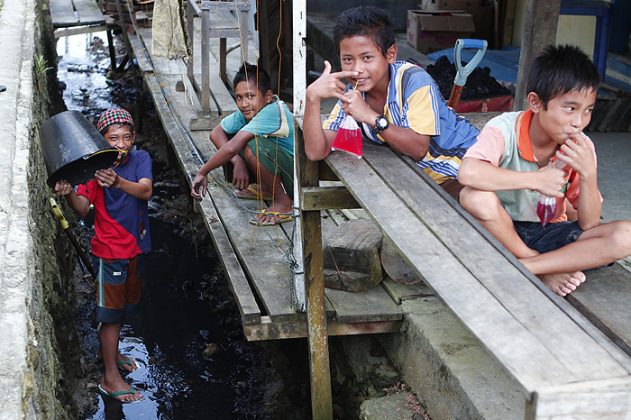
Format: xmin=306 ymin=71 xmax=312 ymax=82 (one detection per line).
xmin=39 ymin=110 xmax=122 ymax=187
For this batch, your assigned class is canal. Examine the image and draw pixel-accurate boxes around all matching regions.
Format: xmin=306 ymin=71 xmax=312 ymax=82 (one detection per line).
xmin=54 ymin=29 xmax=310 ymax=419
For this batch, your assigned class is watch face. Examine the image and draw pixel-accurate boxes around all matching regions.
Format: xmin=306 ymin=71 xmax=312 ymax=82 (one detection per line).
xmin=376 ymin=116 xmax=388 ymax=130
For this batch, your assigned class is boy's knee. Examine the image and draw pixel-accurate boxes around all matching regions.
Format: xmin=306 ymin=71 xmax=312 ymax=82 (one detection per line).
xmin=611 ymin=221 xmax=631 ymax=254
xmin=459 ymin=187 xmax=501 ymax=221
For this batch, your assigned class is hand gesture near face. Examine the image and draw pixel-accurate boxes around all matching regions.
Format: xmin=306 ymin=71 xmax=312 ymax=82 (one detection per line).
xmin=306 ymin=60 xmax=358 ymax=101
xmin=556 ymin=133 xmax=597 ymax=180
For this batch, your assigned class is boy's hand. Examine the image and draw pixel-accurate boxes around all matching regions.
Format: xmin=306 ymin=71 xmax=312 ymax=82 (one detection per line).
xmin=306 ymin=60 xmax=358 ymax=101
xmin=191 ymin=173 xmax=208 ymax=201
xmin=341 ymin=90 xmax=378 ymax=124
xmin=53 ymin=180 xmax=73 ymax=196
xmin=556 ymin=133 xmax=597 ymax=180
xmin=95 ymin=169 xmax=119 ymax=188
xmin=231 ymin=157 xmax=249 ymax=190
xmin=534 ymin=165 xmax=566 ymax=197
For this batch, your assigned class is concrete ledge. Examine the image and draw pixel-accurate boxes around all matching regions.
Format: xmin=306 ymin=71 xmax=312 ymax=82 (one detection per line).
xmin=380 ymin=297 xmax=525 ymax=420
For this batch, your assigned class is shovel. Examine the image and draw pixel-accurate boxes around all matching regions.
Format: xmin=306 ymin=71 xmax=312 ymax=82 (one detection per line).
xmin=447 ymin=38 xmax=488 ymax=109
xmin=50 ymin=197 xmax=96 ymax=289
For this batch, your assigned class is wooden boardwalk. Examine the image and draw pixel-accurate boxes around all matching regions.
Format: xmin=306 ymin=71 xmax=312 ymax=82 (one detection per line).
xmin=128 ymin=24 xmax=408 ymax=341
xmin=122 ymin=7 xmax=631 ymax=416
xmin=50 ymin=0 xmax=105 ymax=28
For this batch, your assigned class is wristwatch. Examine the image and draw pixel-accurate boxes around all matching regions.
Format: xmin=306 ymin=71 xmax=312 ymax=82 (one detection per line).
xmin=373 ymin=114 xmax=389 ymax=134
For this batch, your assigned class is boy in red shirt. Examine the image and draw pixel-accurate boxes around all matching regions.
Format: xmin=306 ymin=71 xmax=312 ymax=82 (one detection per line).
xmin=54 ymin=108 xmax=152 ymax=403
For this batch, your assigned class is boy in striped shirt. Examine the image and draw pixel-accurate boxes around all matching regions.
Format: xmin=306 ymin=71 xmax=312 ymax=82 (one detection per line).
xmin=303 ymin=6 xmax=479 ymax=197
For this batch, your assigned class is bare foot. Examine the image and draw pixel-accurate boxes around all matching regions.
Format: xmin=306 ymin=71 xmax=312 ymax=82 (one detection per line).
xmin=99 ymin=376 xmax=143 ymax=403
xmin=539 ymin=271 xmax=586 ymax=296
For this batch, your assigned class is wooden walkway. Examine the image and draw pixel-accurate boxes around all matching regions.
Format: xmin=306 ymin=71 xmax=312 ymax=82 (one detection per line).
xmin=50 ymin=0 xmax=106 ymax=28
xmin=128 ymin=25 xmax=409 ymax=341
xmin=123 ymin=8 xmax=631 ymax=416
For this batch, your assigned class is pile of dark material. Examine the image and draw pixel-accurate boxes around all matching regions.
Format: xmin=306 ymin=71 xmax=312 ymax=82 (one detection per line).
xmin=426 ymin=56 xmax=512 ymax=101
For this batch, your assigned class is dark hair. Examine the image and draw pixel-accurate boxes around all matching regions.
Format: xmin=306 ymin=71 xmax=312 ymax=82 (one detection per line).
xmin=333 ymin=6 xmax=394 ymax=56
xmin=527 ymin=44 xmax=600 ymax=108
xmin=233 ymin=62 xmax=271 ymax=94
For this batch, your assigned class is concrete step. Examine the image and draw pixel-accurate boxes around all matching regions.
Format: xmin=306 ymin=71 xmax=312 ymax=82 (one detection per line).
xmin=380 ymin=297 xmax=524 ymax=420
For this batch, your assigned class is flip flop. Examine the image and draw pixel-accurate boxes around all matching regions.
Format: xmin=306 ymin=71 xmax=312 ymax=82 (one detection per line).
xmin=234 ymin=185 xmax=273 ymax=201
xmin=249 ymin=211 xmax=293 ymax=226
xmin=117 ymin=355 xmax=137 ymax=374
xmin=98 ymin=383 xmax=144 ymax=404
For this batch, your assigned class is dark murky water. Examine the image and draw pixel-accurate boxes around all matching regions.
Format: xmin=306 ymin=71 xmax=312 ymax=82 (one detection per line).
xmin=55 ymin=31 xmax=309 ymax=419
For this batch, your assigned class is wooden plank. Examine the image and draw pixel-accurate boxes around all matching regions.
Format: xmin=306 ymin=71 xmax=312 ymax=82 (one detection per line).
xmin=528 ymin=377 xmax=631 ymax=419
xmin=243 ymin=315 xmax=401 ymax=341
xmin=127 ymin=33 xmax=153 ymax=74
xmin=73 ymin=0 xmax=105 ymax=25
xmin=362 ymin=143 xmax=631 ymax=374
xmin=325 ymin=286 xmax=401 ymax=323
xmin=300 ymin=186 xmax=360 ymax=211
xmin=381 ymin=278 xmax=433 ymax=305
xmin=50 ymin=0 xmax=79 ymax=27
xmin=568 ymin=264 xmax=631 ymax=355
xmin=325 ymin=144 xmax=629 ymax=393
xmin=144 ymin=74 xmax=261 ymax=325
xmin=53 ymin=24 xmax=109 ymax=38
xmin=161 ymin=85 xmax=301 ymax=322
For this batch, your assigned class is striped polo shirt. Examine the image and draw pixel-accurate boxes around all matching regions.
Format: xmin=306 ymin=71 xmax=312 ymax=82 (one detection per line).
xmin=464 ymin=110 xmax=597 ymax=222
xmin=323 ymin=61 xmax=479 ymax=184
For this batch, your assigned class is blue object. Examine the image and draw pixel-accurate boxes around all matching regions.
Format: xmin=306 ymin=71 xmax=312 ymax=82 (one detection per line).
xmin=453 ymin=39 xmax=488 ymax=87
xmin=428 ymin=48 xmax=521 ymax=84
xmin=560 ymin=0 xmax=610 ymax=78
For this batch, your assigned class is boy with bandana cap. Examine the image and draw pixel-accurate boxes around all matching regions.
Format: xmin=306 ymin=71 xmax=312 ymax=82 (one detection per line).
xmin=53 ymin=108 xmax=152 ymax=403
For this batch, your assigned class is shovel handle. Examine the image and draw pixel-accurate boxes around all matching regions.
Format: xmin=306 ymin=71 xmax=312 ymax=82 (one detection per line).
xmin=453 ymin=38 xmax=488 ymax=87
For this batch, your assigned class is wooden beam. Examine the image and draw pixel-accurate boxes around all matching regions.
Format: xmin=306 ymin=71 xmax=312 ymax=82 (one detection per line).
xmin=319 ymin=160 xmax=340 ymax=181
xmin=513 ymin=0 xmax=561 ymax=110
xmin=243 ymin=315 xmax=401 ymax=341
xmin=300 ymin=186 xmax=360 ymax=211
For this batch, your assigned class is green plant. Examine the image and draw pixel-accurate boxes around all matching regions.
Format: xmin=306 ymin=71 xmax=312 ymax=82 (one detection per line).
xmin=34 ymin=53 xmax=53 ymax=76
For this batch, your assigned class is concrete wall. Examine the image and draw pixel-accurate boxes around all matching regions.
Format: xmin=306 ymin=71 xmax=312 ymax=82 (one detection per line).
xmin=0 ymin=0 xmax=78 ymax=418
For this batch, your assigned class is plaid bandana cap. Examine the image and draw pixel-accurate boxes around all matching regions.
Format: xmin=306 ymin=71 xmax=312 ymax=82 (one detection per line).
xmin=97 ymin=108 xmax=134 ymax=134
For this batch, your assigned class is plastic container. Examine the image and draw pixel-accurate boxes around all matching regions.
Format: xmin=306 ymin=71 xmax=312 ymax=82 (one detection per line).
xmin=39 ymin=110 xmax=122 ymax=186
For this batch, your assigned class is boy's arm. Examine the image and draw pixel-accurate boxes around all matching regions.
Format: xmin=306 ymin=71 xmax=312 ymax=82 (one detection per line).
xmin=53 ymin=181 xmax=91 ymax=218
xmin=557 ymin=134 xmax=601 ymax=229
xmin=95 ymin=169 xmax=153 ymax=201
xmin=459 ymin=157 xmax=565 ymax=197
xmin=342 ymin=90 xmax=429 ymax=161
xmin=210 ymin=124 xmax=249 ymax=190
xmin=191 ymin=130 xmax=254 ymax=199
xmin=303 ymin=61 xmax=357 ymax=160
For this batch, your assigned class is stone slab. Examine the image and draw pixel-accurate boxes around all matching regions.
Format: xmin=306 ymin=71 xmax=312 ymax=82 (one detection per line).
xmin=360 ymin=391 xmax=425 ymax=420
xmin=380 ymin=297 xmax=524 ymax=420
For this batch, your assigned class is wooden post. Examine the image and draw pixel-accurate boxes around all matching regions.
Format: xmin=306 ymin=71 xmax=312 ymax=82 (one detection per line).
xmin=294 ymin=2 xmax=333 ymax=418
xmin=513 ymin=0 xmax=561 ymax=111
xmin=201 ymin=6 xmax=211 ymax=114
xmin=186 ymin=0 xmax=195 ymax=83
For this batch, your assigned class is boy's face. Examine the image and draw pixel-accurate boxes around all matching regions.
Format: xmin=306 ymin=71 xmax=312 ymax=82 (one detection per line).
xmin=339 ymin=35 xmax=396 ymax=93
xmin=234 ymin=80 xmax=273 ymax=121
xmin=103 ymin=124 xmax=135 ymax=152
xmin=530 ymin=88 xmax=597 ymax=145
